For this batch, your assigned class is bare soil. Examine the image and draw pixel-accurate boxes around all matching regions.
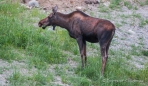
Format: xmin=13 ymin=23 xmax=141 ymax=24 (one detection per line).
xmin=38 ymin=0 xmax=99 ymax=12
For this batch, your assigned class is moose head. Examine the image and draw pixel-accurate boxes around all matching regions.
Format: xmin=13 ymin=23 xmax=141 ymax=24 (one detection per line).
xmin=38 ymin=5 xmax=58 ymax=30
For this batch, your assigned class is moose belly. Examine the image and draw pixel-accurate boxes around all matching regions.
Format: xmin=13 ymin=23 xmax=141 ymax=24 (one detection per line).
xmin=83 ymin=35 xmax=98 ymax=43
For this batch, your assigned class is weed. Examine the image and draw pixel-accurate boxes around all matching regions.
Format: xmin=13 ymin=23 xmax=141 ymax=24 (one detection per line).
xmin=8 ymin=70 xmax=53 ymax=86
xmin=109 ymin=0 xmax=121 ymax=9
xmin=98 ymin=4 xmax=110 ymax=13
xmin=8 ymin=71 xmax=26 ymax=86
xmin=68 ymin=76 xmax=92 ymax=86
xmin=139 ymin=19 xmax=148 ymax=27
xmin=141 ymin=50 xmax=148 ymax=56
xmin=0 ymin=1 xmax=67 ymax=65
xmin=131 ymin=13 xmax=141 ymax=19
xmin=121 ymin=20 xmax=127 ymax=24
xmin=31 ymin=72 xmax=48 ymax=85
xmin=0 ymin=45 xmax=24 ymax=61
xmin=90 ymin=12 xmax=94 ymax=16
xmin=0 ymin=67 xmax=3 ymax=74
xmin=146 ymin=0 xmax=148 ymax=5
xmin=130 ymin=45 xmax=142 ymax=56
xmin=120 ymin=14 xmax=130 ymax=19
xmin=140 ymin=2 xmax=145 ymax=6
xmin=124 ymin=1 xmax=133 ymax=9
xmin=134 ymin=6 xmax=138 ymax=10
xmin=115 ymin=23 xmax=122 ymax=28
xmin=30 ymin=8 xmax=40 ymax=17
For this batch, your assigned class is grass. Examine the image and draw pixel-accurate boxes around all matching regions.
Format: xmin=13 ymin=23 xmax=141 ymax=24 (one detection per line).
xmin=0 ymin=1 xmax=148 ymax=86
xmin=146 ymin=0 xmax=148 ymax=5
xmin=131 ymin=13 xmax=142 ymax=19
xmin=115 ymin=23 xmax=122 ymax=28
xmin=124 ymin=1 xmax=133 ymax=9
xmin=141 ymin=50 xmax=148 ymax=56
xmin=139 ymin=19 xmax=148 ymax=27
xmin=120 ymin=12 xmax=148 ymax=27
xmin=109 ymin=0 xmax=121 ymax=9
xmin=98 ymin=4 xmax=110 ymax=13
xmin=8 ymin=70 xmax=53 ymax=86
xmin=131 ymin=11 xmax=147 ymax=27
xmin=75 ymin=48 xmax=148 ymax=86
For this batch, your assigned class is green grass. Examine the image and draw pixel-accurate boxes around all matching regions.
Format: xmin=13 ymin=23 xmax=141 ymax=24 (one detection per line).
xmin=98 ymin=4 xmax=110 ymax=13
xmin=141 ymin=50 xmax=148 ymax=56
xmin=0 ymin=1 xmax=148 ymax=86
xmin=146 ymin=0 xmax=148 ymax=5
xmin=75 ymin=47 xmax=148 ymax=86
xmin=8 ymin=70 xmax=53 ymax=86
xmin=130 ymin=12 xmax=148 ymax=27
xmin=115 ymin=23 xmax=122 ymax=28
xmin=109 ymin=0 xmax=121 ymax=9
xmin=131 ymin=13 xmax=142 ymax=19
xmin=0 ymin=1 xmax=68 ymax=64
xmin=8 ymin=71 xmax=26 ymax=86
xmin=124 ymin=1 xmax=133 ymax=9
xmin=140 ymin=2 xmax=145 ymax=6
xmin=139 ymin=19 xmax=148 ymax=27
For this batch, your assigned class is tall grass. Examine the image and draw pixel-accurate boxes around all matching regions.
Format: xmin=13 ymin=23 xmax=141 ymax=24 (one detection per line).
xmin=0 ymin=1 xmax=67 ymax=67
xmin=75 ymin=48 xmax=148 ymax=86
xmin=8 ymin=70 xmax=53 ymax=86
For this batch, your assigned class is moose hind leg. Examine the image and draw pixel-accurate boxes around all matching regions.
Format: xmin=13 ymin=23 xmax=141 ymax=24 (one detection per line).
xmin=99 ymin=38 xmax=109 ymax=75
xmin=100 ymin=45 xmax=108 ymax=75
xmin=99 ymin=30 xmax=114 ymax=75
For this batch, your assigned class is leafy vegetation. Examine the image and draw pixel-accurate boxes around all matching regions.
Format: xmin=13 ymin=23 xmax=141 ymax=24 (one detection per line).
xmin=109 ymin=0 xmax=121 ymax=9
xmin=146 ymin=0 xmax=148 ymax=5
xmin=124 ymin=1 xmax=133 ymax=9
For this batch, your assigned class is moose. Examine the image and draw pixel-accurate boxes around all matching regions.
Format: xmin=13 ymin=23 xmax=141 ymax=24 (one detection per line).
xmin=38 ymin=6 xmax=115 ymax=75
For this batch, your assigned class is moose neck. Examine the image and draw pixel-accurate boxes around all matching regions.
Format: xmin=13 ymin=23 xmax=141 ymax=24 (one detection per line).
xmin=54 ymin=12 xmax=70 ymax=30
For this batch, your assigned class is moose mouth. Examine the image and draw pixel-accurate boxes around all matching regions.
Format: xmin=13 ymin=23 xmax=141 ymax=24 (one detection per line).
xmin=42 ymin=26 xmax=46 ymax=29
xmin=38 ymin=23 xmax=56 ymax=30
xmin=38 ymin=23 xmax=47 ymax=29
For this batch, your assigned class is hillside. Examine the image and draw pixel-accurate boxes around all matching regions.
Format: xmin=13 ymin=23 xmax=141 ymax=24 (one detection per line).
xmin=0 ymin=0 xmax=148 ymax=86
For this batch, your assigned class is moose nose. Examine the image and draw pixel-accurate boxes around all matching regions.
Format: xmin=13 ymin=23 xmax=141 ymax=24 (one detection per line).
xmin=38 ymin=22 xmax=42 ymax=27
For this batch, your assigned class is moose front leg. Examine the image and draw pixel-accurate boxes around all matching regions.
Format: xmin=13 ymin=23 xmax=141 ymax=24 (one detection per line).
xmin=76 ymin=37 xmax=87 ymax=68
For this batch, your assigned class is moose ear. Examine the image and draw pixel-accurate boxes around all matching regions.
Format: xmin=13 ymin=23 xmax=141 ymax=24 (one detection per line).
xmin=52 ymin=5 xmax=58 ymax=14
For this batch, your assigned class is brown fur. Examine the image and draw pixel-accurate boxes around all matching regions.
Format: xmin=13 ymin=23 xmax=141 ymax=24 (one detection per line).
xmin=38 ymin=6 xmax=115 ymax=76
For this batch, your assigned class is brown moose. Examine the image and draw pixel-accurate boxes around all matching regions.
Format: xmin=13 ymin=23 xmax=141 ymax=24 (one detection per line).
xmin=38 ymin=6 xmax=115 ymax=75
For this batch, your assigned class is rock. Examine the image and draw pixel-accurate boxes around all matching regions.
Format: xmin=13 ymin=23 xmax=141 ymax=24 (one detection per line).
xmin=84 ymin=0 xmax=99 ymax=4
xmin=76 ymin=6 xmax=83 ymax=10
xmin=20 ymin=3 xmax=30 ymax=9
xmin=75 ymin=6 xmax=87 ymax=12
xmin=103 ymin=1 xmax=110 ymax=7
xmin=22 ymin=0 xmax=29 ymax=3
xmin=128 ymin=29 xmax=135 ymax=34
xmin=28 ymin=0 xmax=39 ymax=8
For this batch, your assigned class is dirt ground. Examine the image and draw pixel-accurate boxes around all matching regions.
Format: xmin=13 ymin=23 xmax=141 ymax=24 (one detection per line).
xmin=21 ymin=0 xmax=100 ymax=12
xmin=22 ymin=0 xmax=147 ymax=13
xmin=38 ymin=0 xmax=87 ymax=12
